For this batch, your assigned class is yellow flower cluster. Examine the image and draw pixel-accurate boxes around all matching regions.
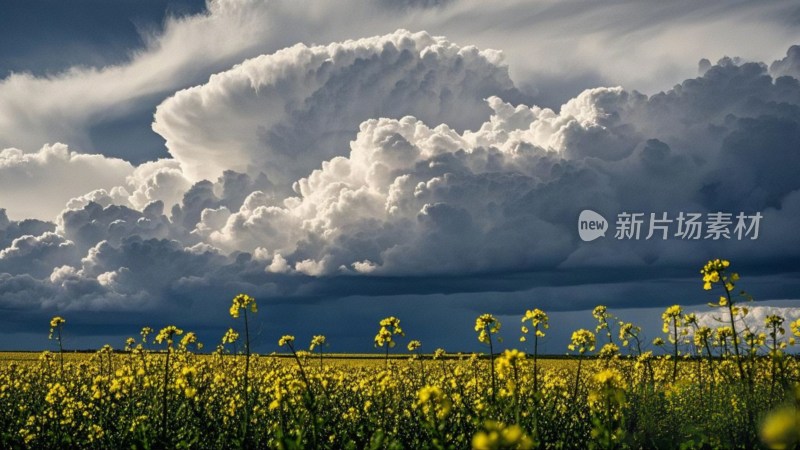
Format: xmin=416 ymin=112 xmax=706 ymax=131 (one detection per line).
xmin=617 ymin=321 xmax=640 ymax=348
xmin=761 ymin=386 xmax=800 ymax=449
xmin=591 ymin=305 xmax=610 ymax=328
xmin=791 ymin=319 xmax=800 ymax=338
xmin=593 ymin=368 xmax=624 ymax=389
xmin=520 ymin=308 xmax=548 ymax=342
xmin=472 ymin=420 xmax=534 ymax=450
xmin=495 ymin=349 xmax=526 ymax=381
xmin=374 ymin=316 xmax=404 ymax=348
xmin=407 ymin=340 xmax=422 ymax=352
xmin=568 ymin=329 xmax=595 ymax=354
xmin=700 ymin=258 xmax=738 ymax=292
xmin=309 ymin=335 xmax=326 ymax=351
xmin=414 ymin=385 xmax=452 ymax=421
xmin=221 ymin=328 xmax=239 ymax=344
xmin=475 ymin=314 xmax=501 ymax=344
xmin=661 ymin=304 xmax=683 ymax=336
xmin=597 ymin=343 xmax=620 ymax=359
xmin=154 ymin=325 xmax=183 ymax=345
xmin=495 ymin=349 xmax=526 ymax=396
xmin=694 ymin=326 xmax=713 ymax=348
xmin=278 ymin=335 xmax=295 ymax=347
xmin=229 ymin=293 xmax=257 ymax=318
xmin=179 ymin=332 xmax=202 ymax=350
xmin=48 ymin=316 xmax=65 ymax=340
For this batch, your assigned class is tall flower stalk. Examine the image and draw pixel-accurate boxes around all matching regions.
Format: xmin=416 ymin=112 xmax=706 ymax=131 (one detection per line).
xmin=568 ymin=329 xmax=595 ymax=401
xmin=374 ymin=316 xmax=404 ymax=367
xmin=520 ymin=309 xmax=548 ymax=395
xmin=765 ymin=315 xmax=785 ymax=399
xmin=280 ymin=334 xmax=318 ymax=447
xmin=155 ymin=325 xmax=183 ymax=445
xmin=407 ymin=340 xmax=424 ymax=383
xmin=619 ymin=321 xmax=654 ymax=386
xmin=661 ymin=305 xmax=684 ymax=383
xmin=48 ymin=316 xmax=66 ymax=379
xmin=230 ymin=293 xmax=257 ymax=445
xmin=309 ymin=335 xmax=327 ymax=370
xmin=475 ymin=314 xmax=501 ymax=402
xmin=702 ymin=259 xmax=749 ymax=385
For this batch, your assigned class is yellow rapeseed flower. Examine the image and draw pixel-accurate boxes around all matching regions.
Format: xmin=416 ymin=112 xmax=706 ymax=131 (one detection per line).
xmin=761 ymin=406 xmax=799 ymax=449
xmin=154 ymin=325 xmax=183 ymax=345
xmin=309 ymin=335 xmax=326 ymax=351
xmin=374 ymin=316 xmax=404 ymax=348
xmin=568 ymin=329 xmax=595 ymax=354
xmin=475 ymin=314 xmax=501 ymax=344
xmin=472 ymin=420 xmax=534 ymax=450
xmin=229 ymin=293 xmax=257 ymax=318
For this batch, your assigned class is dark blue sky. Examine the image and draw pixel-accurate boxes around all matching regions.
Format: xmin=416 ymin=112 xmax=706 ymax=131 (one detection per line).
xmin=0 ymin=0 xmax=206 ymax=77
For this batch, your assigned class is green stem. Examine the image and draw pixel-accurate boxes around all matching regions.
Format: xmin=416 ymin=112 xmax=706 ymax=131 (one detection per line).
xmin=672 ymin=319 xmax=678 ymax=383
xmin=488 ymin=330 xmax=496 ymax=403
xmin=533 ymin=332 xmax=539 ymax=396
xmin=243 ymin=309 xmax=250 ymax=447
xmin=57 ymin=327 xmax=64 ymax=380
xmin=572 ymin=354 xmax=583 ymax=401
xmin=769 ymin=324 xmax=778 ymax=401
xmin=723 ymin=287 xmax=748 ymax=385
xmin=288 ymin=343 xmax=317 ymax=448
xmin=161 ymin=344 xmax=170 ymax=444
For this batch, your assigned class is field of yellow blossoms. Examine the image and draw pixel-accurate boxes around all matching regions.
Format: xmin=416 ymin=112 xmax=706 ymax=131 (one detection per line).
xmin=2 ymin=259 xmax=800 ymax=449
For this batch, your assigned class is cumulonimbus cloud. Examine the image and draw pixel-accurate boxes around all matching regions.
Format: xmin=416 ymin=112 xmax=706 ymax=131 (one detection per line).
xmin=193 ymin=46 xmax=800 ymax=277
xmin=0 ymin=31 xmax=799 ymax=323
xmin=152 ymin=29 xmax=518 ymax=184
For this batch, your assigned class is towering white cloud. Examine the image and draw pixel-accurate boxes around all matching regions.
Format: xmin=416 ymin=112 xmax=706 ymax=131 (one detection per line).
xmin=126 ymin=159 xmax=193 ymax=212
xmin=153 ymin=30 xmax=516 ymax=184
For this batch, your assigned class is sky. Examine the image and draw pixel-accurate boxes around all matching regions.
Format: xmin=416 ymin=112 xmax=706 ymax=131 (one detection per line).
xmin=1 ymin=0 xmax=800 ymax=354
